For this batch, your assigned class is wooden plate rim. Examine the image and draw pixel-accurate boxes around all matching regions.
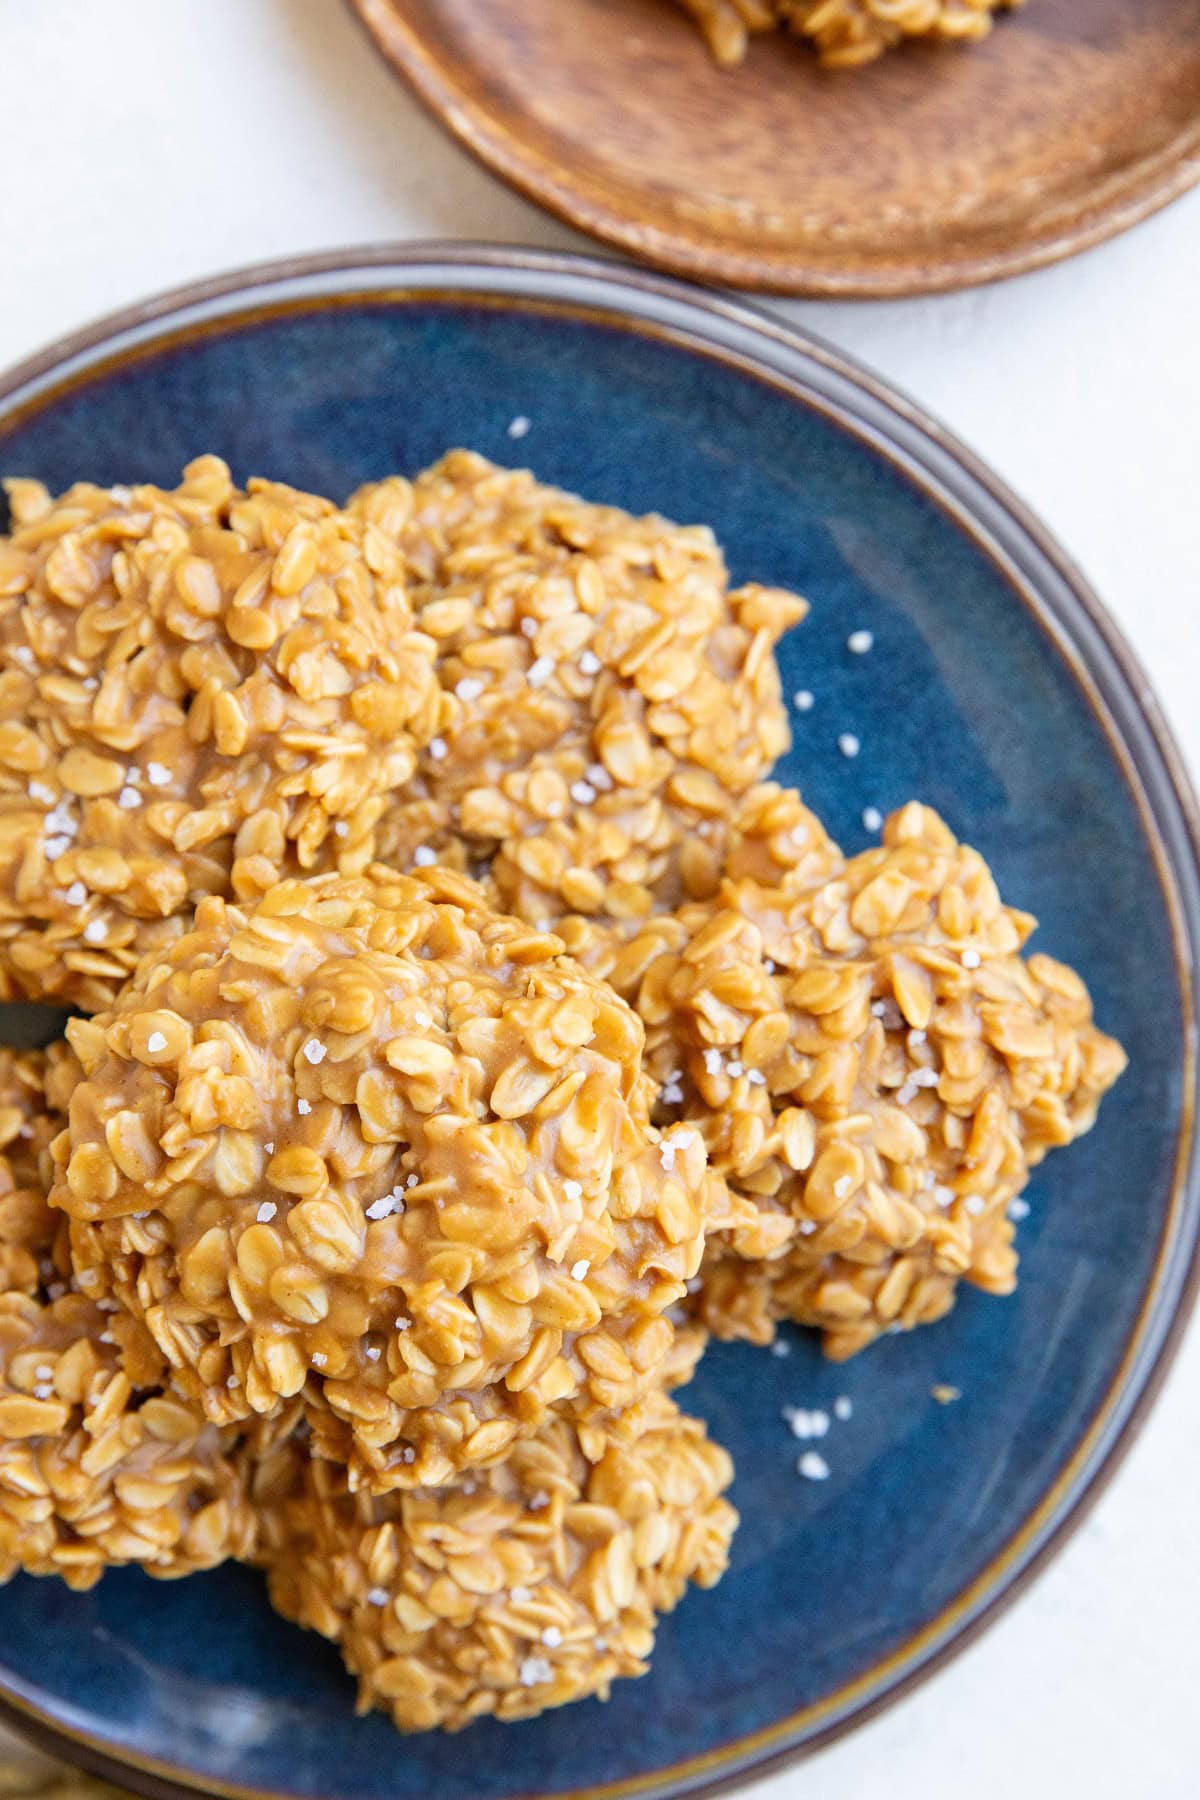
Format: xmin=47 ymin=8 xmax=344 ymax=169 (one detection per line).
xmin=345 ymin=0 xmax=1200 ymax=297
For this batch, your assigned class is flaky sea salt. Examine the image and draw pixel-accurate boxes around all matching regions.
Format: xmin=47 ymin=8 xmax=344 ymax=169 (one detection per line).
xmin=784 ymin=1407 xmax=830 ymax=1441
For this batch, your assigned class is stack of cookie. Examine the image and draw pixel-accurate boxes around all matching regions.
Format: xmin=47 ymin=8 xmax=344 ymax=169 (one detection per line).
xmin=0 ymin=456 xmax=1122 ymax=1731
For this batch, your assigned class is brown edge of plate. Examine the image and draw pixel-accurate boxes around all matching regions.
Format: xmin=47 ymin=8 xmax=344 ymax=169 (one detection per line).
xmin=344 ymin=1 xmax=1200 ymax=297
xmin=0 ymin=244 xmax=1195 ymax=1800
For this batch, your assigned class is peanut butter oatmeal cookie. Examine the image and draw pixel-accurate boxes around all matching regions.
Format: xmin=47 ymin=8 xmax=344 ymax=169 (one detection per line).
xmin=54 ymin=868 xmax=718 ymax=1489
xmin=676 ymin=0 xmax=1023 ymax=69
xmin=0 ymin=460 xmax=442 ymax=1007
xmin=0 ymin=1047 xmax=255 ymax=1589
xmin=0 ymin=1290 xmax=256 ymax=1589
xmin=630 ymin=803 xmax=1126 ymax=1357
xmin=259 ymin=1388 xmax=736 ymax=1730
xmin=351 ymin=452 xmax=805 ymax=926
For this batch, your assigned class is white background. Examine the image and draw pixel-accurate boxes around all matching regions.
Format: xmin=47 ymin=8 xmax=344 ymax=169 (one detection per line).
xmin=4 ymin=4 xmax=1199 ymax=1797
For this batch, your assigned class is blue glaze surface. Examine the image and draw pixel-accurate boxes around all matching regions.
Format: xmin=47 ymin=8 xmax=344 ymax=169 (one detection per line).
xmin=0 ymin=274 xmax=1192 ymax=1800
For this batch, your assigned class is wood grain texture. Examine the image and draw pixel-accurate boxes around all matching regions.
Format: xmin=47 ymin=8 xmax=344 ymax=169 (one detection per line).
xmin=348 ymin=0 xmax=1200 ymax=296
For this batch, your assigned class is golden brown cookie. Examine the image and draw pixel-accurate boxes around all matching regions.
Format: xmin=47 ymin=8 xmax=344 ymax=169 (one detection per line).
xmin=55 ymin=868 xmax=717 ymax=1488
xmin=0 ymin=1291 xmax=256 ymax=1589
xmin=0 ymin=1046 xmax=256 ymax=1589
xmin=676 ymin=0 xmax=1023 ymax=69
xmin=0 ymin=459 xmax=442 ymax=1006
xmin=259 ymin=1387 xmax=736 ymax=1731
xmin=630 ymin=803 xmax=1126 ymax=1357
xmin=352 ymin=452 xmax=805 ymax=926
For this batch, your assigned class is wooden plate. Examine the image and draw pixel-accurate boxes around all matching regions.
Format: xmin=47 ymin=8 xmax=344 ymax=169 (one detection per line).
xmin=348 ymin=0 xmax=1200 ymax=296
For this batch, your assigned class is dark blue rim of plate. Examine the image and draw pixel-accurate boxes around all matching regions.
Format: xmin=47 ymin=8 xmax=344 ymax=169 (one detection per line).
xmin=0 ymin=244 xmax=1196 ymax=1800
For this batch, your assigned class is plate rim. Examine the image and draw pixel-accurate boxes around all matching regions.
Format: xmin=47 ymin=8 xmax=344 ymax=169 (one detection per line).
xmin=0 ymin=241 xmax=1196 ymax=1800
xmin=343 ymin=0 xmax=1200 ymax=298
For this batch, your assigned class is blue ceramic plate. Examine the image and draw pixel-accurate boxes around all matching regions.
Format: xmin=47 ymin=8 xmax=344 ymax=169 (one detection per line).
xmin=0 ymin=248 xmax=1196 ymax=1800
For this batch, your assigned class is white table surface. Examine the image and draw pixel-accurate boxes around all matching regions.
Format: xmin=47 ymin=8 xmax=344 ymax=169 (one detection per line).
xmin=4 ymin=4 xmax=1199 ymax=1797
